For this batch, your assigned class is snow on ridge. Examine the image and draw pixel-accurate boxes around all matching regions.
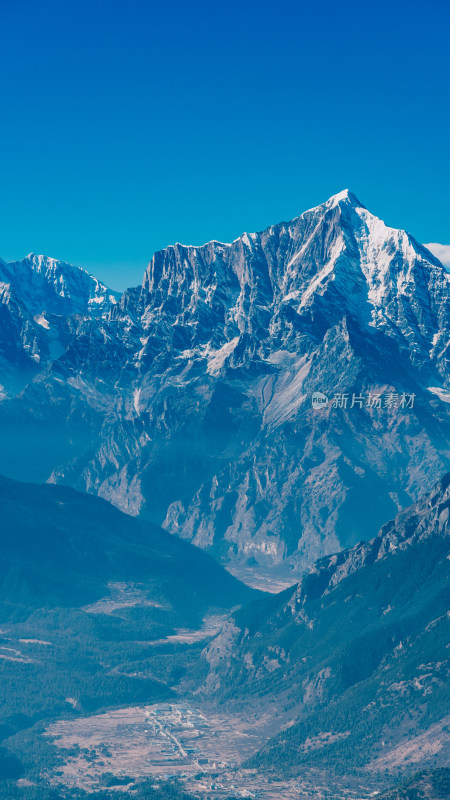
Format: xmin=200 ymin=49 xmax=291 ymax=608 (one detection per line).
xmin=207 ymin=337 xmax=240 ymax=375
xmin=152 ymin=192 xmax=363 ymax=265
xmin=171 ymin=239 xmax=232 ymax=249
xmin=2 ymin=253 xmax=120 ymax=312
xmin=330 ymin=189 xmax=353 ymax=204
xmin=34 ymin=314 xmax=50 ymax=330
xmin=297 ymin=239 xmax=344 ymax=309
xmin=16 ymin=253 xmax=119 ymax=294
xmin=26 ymin=253 xmax=92 ymax=278
xmin=298 ymin=188 xmax=363 ymax=219
xmin=428 ymin=386 xmax=450 ymax=403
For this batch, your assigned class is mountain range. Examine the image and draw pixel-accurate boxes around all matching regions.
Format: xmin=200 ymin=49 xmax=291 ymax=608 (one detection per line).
xmin=1 ymin=191 xmax=450 ymax=582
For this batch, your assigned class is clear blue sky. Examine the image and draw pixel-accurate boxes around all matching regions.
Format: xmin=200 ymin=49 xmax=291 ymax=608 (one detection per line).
xmin=1 ymin=0 xmax=449 ymax=290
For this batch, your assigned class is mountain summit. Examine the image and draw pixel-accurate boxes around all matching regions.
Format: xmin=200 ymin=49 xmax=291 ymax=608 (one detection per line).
xmin=1 ymin=193 xmax=450 ymax=579
xmin=138 ymin=187 xmax=448 ymax=382
xmin=0 ymin=253 xmax=119 ymax=317
xmin=0 ymin=253 xmax=119 ymax=395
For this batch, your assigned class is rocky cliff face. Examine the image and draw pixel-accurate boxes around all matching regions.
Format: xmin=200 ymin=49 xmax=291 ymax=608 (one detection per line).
xmin=1 ymin=192 xmax=450 ymax=577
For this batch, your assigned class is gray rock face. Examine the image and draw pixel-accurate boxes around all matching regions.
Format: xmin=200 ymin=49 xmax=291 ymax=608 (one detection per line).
xmin=203 ymin=472 xmax=450 ymax=686
xmin=291 ymin=471 xmax=450 ymax=611
xmin=1 ymin=191 xmax=450 ymax=577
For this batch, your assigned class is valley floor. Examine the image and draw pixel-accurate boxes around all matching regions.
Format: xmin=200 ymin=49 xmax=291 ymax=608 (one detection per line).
xmin=44 ymin=701 xmax=386 ymax=799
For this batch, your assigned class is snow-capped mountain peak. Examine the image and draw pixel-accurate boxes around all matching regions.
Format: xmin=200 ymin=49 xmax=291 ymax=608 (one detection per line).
xmin=314 ymin=187 xmax=363 ymax=210
xmin=0 ymin=253 xmax=120 ymax=317
xmin=1 ymin=191 xmax=450 ymax=580
xmin=138 ymin=190 xmax=449 ymax=377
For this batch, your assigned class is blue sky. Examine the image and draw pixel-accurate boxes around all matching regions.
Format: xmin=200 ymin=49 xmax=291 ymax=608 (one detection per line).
xmin=1 ymin=0 xmax=449 ymax=290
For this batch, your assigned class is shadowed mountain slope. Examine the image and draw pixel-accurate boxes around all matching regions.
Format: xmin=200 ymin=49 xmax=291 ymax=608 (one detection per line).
xmin=200 ymin=475 xmax=450 ymax=778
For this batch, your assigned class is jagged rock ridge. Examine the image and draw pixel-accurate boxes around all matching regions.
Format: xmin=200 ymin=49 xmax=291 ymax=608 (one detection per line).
xmin=1 ymin=192 xmax=450 ymax=576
